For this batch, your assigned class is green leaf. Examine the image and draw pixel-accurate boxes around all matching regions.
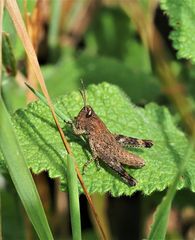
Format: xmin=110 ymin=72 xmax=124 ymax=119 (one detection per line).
xmin=0 ymin=98 xmax=53 ymax=239
xmin=66 ymin=155 xmax=81 ymax=240
xmin=2 ymin=32 xmax=16 ymax=76
xmin=160 ymin=0 xmax=195 ymax=63
xmin=1 ymin=83 xmax=195 ymax=196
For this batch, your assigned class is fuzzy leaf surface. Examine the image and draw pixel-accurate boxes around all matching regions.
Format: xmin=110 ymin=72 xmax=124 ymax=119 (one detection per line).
xmin=160 ymin=0 xmax=195 ymax=63
xmin=1 ymin=83 xmax=195 ymax=196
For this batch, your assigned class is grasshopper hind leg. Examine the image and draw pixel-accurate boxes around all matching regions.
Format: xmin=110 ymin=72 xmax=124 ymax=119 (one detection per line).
xmin=115 ymin=134 xmax=153 ymax=148
xmin=104 ymin=159 xmax=137 ymax=186
xmin=118 ymin=167 xmax=137 ymax=186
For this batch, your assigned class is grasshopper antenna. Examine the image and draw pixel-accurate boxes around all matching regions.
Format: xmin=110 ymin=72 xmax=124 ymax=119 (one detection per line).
xmin=79 ymin=79 xmax=87 ymax=107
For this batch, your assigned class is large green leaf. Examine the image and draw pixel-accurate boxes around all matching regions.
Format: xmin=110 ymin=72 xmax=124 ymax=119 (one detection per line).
xmin=0 ymin=83 xmax=194 ymax=196
xmin=160 ymin=0 xmax=195 ymax=63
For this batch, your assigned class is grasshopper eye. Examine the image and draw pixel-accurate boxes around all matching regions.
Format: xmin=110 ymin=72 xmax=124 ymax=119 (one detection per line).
xmin=86 ymin=109 xmax=92 ymax=118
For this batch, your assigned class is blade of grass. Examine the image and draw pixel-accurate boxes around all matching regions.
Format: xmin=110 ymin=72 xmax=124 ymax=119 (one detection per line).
xmin=67 ymin=155 xmax=81 ymax=240
xmin=5 ymin=1 xmax=106 ymax=239
xmin=2 ymin=32 xmax=17 ymax=76
xmin=48 ymin=0 xmax=62 ymax=50
xmin=148 ymin=143 xmax=194 ymax=239
xmin=148 ymin=175 xmax=178 ymax=240
xmin=0 ymin=2 xmax=4 ymax=239
xmin=0 ymin=0 xmax=4 ymax=92
xmin=25 ymin=82 xmax=70 ymax=122
xmin=0 ymin=98 xmax=54 ymax=240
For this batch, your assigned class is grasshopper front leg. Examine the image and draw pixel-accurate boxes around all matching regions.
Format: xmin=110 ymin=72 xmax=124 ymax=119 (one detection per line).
xmin=66 ymin=119 xmax=86 ymax=136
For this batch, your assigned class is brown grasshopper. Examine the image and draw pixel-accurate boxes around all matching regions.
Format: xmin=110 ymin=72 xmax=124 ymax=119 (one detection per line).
xmin=71 ymin=89 xmax=153 ymax=186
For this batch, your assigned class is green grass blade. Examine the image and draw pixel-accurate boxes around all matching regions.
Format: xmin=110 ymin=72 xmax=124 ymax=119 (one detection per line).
xmin=25 ymin=82 xmax=70 ymax=122
xmin=148 ymin=143 xmax=194 ymax=240
xmin=0 ymin=98 xmax=54 ymax=240
xmin=48 ymin=0 xmax=61 ymax=48
xmin=2 ymin=32 xmax=16 ymax=76
xmin=48 ymin=0 xmax=62 ymax=59
xmin=67 ymin=155 xmax=82 ymax=240
xmin=148 ymin=175 xmax=178 ymax=240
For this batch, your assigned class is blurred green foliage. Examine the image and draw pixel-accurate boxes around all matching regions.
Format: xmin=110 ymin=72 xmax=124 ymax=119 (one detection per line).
xmin=43 ymin=50 xmax=161 ymax=103
xmin=161 ymin=0 xmax=195 ymax=63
